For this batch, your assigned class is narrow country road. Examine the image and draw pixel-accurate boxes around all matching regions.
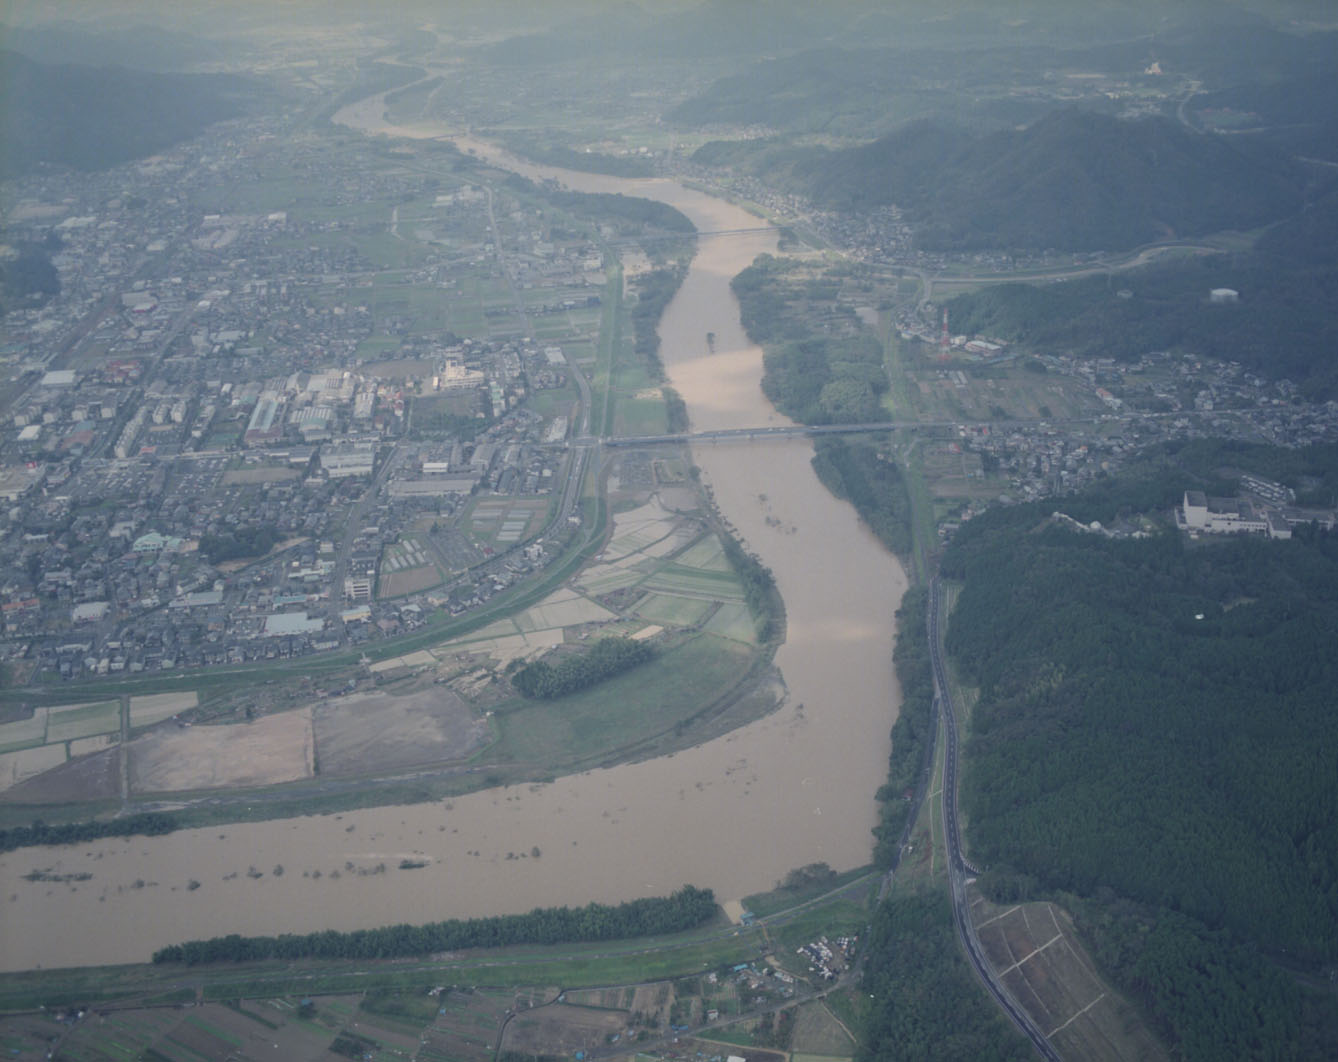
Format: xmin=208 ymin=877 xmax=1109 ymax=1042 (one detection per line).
xmin=928 ymin=577 xmax=1061 ymax=1061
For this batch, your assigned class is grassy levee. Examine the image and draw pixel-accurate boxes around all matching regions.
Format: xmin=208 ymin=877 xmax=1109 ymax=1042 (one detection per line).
xmin=880 ymin=325 xmax=918 ymax=423
xmin=901 ymin=443 xmax=937 ymax=586
xmin=742 ymin=866 xmax=877 ymax=920
xmin=0 ymin=918 xmax=770 ymax=1013
xmin=0 ymin=878 xmax=881 ymax=1014
xmin=592 ymin=266 xmax=624 ymax=438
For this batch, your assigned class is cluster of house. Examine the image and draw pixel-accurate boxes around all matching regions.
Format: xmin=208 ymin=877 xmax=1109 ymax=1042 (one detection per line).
xmin=796 ymin=934 xmax=857 ymax=981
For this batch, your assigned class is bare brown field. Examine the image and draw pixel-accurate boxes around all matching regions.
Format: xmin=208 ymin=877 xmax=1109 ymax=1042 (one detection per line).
xmin=129 ymin=710 xmax=313 ymax=793
xmin=0 ymin=742 xmax=119 ymax=803
xmin=378 ymin=563 xmax=442 ymax=597
xmin=161 ymin=1014 xmax=237 ymax=1061
xmin=970 ymin=891 xmax=1169 ymax=1062
xmin=502 ymin=1001 xmax=629 ymax=1057
xmin=427 ymin=987 xmax=515 ymax=1058
xmin=66 ymin=1007 xmax=182 ymax=1059
xmin=17 ymin=997 xmax=360 ymax=1061
xmin=0 ymin=744 xmax=66 ymax=791
xmin=167 ymin=1002 xmax=337 ymax=1060
xmin=630 ymin=981 xmax=676 ymax=1027
xmin=313 ymin=686 xmax=488 ymax=777
xmin=342 ymin=1011 xmax=423 ymax=1055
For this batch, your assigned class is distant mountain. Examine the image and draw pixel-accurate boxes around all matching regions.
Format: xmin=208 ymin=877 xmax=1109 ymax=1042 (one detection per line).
xmin=0 ymin=50 xmax=264 ymax=177
xmin=0 ymin=20 xmax=229 ymax=71
xmin=479 ymin=5 xmax=659 ymax=66
xmin=1147 ymin=21 xmax=1338 ymax=87
xmin=667 ymin=42 xmax=1102 ymax=136
xmin=480 ymin=0 xmax=1043 ymax=66
xmin=699 ymin=109 xmax=1309 ymax=253
xmin=665 ymin=16 xmax=1338 ymax=136
xmin=945 ymin=183 xmax=1338 ymax=396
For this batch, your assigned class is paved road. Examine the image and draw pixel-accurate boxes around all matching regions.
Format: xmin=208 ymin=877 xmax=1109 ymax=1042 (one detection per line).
xmin=329 ymin=442 xmax=406 ymax=637
xmin=928 ymin=577 xmax=1062 ymax=1061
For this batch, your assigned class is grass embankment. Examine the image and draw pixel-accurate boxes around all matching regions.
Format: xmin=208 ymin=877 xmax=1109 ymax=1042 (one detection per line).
xmin=0 ymin=922 xmax=769 ymax=1014
xmin=742 ymin=865 xmax=876 ymax=920
xmin=591 ymin=266 xmax=623 ymax=438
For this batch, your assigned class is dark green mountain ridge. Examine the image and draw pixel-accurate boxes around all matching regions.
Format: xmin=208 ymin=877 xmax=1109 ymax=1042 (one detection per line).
xmin=945 ymin=180 xmax=1338 ymax=396
xmin=0 ymin=49 xmax=262 ymax=177
xmin=696 ymin=108 xmax=1308 ymax=252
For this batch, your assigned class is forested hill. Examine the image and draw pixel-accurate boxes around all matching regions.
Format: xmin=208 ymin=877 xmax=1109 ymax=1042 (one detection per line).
xmin=946 ymin=180 xmax=1338 ymax=397
xmin=793 ymin=109 xmax=1307 ymax=251
xmin=939 ymin=447 xmax=1338 ymax=1057
xmin=0 ymin=21 xmax=227 ymax=71
xmin=0 ymin=50 xmax=261 ymax=177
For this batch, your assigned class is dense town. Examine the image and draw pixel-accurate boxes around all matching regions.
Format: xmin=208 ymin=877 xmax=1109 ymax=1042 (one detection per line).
xmin=3 ymin=88 xmax=1338 ymax=685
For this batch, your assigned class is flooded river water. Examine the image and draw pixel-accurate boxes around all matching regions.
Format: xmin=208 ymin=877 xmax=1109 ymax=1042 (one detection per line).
xmin=0 ymin=100 xmax=907 ymax=972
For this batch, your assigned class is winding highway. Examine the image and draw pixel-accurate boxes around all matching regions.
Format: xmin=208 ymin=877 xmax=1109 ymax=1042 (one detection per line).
xmin=928 ymin=578 xmax=1062 ymax=1061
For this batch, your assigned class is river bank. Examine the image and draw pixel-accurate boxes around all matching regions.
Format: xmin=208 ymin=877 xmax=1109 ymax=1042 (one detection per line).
xmin=0 ymin=93 xmax=907 ymax=972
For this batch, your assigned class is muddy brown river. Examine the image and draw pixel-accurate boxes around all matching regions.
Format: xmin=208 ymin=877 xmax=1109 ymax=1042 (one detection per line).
xmin=0 ymin=99 xmax=906 ymax=972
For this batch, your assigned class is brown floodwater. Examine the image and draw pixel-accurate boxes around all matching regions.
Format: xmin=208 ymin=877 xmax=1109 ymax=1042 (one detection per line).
xmin=0 ymin=100 xmax=906 ymax=972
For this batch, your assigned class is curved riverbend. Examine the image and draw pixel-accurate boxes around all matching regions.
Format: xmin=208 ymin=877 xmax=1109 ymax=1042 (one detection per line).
xmin=0 ymin=98 xmax=906 ymax=972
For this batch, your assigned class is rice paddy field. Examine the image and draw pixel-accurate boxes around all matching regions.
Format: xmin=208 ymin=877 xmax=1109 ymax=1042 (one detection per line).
xmin=0 ymin=700 xmax=122 ymax=794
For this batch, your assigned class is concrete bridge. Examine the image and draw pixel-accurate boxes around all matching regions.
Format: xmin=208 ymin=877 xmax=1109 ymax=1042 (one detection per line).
xmin=601 ymin=420 xmax=962 ymax=447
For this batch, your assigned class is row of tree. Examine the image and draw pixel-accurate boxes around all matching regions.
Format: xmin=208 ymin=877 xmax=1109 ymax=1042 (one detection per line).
xmin=510 ymin=636 xmax=654 ymax=699
xmin=152 ymin=885 xmax=717 ymax=965
xmin=0 ymin=812 xmax=176 ymax=853
xmin=810 ymin=438 xmax=913 ymax=557
xmin=717 ymin=529 xmax=781 ymax=643
xmin=630 ymin=266 xmax=688 ymax=379
xmin=871 ymin=585 xmax=934 ymax=869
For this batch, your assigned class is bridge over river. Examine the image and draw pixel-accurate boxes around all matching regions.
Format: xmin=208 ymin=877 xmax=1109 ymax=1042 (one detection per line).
xmin=593 ymin=417 xmax=1060 ymax=447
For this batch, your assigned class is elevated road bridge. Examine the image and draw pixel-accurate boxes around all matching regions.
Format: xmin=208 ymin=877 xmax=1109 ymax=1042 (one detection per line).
xmin=604 ymin=225 xmax=777 ymax=247
xmin=601 ymin=421 xmax=953 ymax=447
